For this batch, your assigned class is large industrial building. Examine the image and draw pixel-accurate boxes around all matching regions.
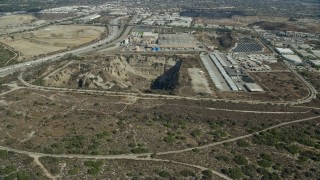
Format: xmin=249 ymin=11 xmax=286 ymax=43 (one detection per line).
xmin=276 ymin=47 xmax=302 ymax=64
xmin=158 ymin=33 xmax=197 ymax=49
xmin=283 ymin=54 xmax=303 ymax=64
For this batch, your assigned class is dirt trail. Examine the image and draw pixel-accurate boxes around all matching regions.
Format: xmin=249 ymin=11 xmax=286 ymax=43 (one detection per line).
xmin=0 ymin=115 xmax=318 ymax=180
xmin=31 ymin=155 xmax=56 ymax=180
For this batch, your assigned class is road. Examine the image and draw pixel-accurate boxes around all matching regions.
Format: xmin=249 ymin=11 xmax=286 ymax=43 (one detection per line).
xmin=0 ymin=16 xmax=135 ymax=77
xmin=17 ymin=72 xmax=316 ymax=106
xmin=283 ymin=61 xmax=318 ymax=105
xmin=0 ymin=115 xmax=318 ymax=180
xmin=0 ymin=14 xmax=319 ymax=179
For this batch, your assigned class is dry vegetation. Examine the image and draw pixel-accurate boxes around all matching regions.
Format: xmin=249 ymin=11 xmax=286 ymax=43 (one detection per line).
xmin=0 ymin=149 xmax=48 ymax=179
xmin=1 ymin=25 xmax=106 ymax=60
xmin=194 ymin=15 xmax=320 ymax=34
xmin=299 ymin=70 xmax=320 ymax=93
xmin=0 ymin=44 xmax=16 ymax=67
xmin=0 ymin=88 xmax=317 ymax=156
xmin=23 ymin=54 xmax=214 ymax=97
xmin=252 ymin=72 xmax=309 ymax=101
xmin=0 ymin=14 xmax=38 ymax=34
xmin=157 ymin=119 xmax=320 ymax=179
xmin=218 ymin=71 xmax=309 ymax=102
xmin=39 ymin=157 xmax=214 ymax=179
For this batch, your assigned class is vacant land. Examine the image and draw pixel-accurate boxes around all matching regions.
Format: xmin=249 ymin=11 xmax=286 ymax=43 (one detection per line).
xmin=158 ymin=119 xmax=320 ymax=179
xmin=39 ymin=157 xmax=212 ymax=179
xmin=195 ymin=16 xmax=320 ymax=34
xmin=249 ymin=21 xmax=320 ymax=34
xmin=33 ymin=13 xmax=76 ymax=21
xmin=196 ymin=32 xmax=219 ymax=47
xmin=252 ymin=72 xmax=309 ymax=101
xmin=218 ymin=71 xmax=309 ymax=102
xmin=1 ymin=25 xmax=106 ymax=60
xmin=23 ymin=54 xmax=212 ymax=97
xmin=188 ymin=68 xmax=212 ymax=95
xmin=0 ymin=149 xmax=48 ymax=179
xmin=194 ymin=16 xmax=289 ymax=27
xmin=0 ymin=88 xmax=317 ymax=156
xmin=0 ymin=67 xmax=319 ymax=179
xmin=0 ymin=14 xmax=38 ymax=34
xmin=0 ymin=44 xmax=16 ymax=67
xmin=299 ymin=70 xmax=320 ymax=93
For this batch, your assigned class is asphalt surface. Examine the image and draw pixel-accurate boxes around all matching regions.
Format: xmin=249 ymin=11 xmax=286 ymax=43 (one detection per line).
xmin=0 ymin=16 xmax=132 ymax=77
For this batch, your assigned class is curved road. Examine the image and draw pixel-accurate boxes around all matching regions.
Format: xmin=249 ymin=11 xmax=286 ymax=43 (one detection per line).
xmin=0 ymin=115 xmax=319 ymax=179
xmin=0 ymin=14 xmax=319 ymax=180
xmin=0 ymin=15 xmax=135 ymax=77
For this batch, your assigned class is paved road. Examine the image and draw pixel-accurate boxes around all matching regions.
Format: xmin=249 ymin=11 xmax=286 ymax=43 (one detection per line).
xmin=0 ymin=16 xmax=134 ymax=77
xmin=283 ymin=61 xmax=318 ymax=105
xmin=17 ymin=72 xmax=316 ymax=106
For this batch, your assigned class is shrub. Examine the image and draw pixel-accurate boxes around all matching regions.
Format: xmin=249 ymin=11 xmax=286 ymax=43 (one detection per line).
xmin=215 ymin=155 xmax=230 ymax=162
xmin=87 ymin=168 xmax=100 ymax=175
xmin=163 ymin=136 xmax=175 ymax=143
xmin=68 ymin=167 xmax=80 ymax=175
xmin=158 ymin=171 xmax=171 ymax=178
xmin=222 ymin=167 xmax=243 ymax=179
xmin=130 ymin=147 xmax=149 ymax=154
xmin=237 ymin=139 xmax=250 ymax=147
xmin=190 ymin=129 xmax=201 ymax=137
xmin=233 ymin=155 xmax=248 ymax=165
xmin=180 ymin=169 xmax=196 ymax=177
xmin=202 ymin=170 xmax=213 ymax=178
xmin=258 ymin=159 xmax=272 ymax=168
xmin=242 ymin=165 xmax=257 ymax=177
xmin=284 ymin=144 xmax=300 ymax=154
xmin=84 ymin=160 xmax=103 ymax=169
xmin=260 ymin=153 xmax=272 ymax=161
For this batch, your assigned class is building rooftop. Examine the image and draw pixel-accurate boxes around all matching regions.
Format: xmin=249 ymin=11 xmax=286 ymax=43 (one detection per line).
xmin=283 ymin=55 xmax=303 ymax=64
xmin=244 ymin=83 xmax=263 ymax=92
xmin=310 ymin=60 xmax=320 ymax=66
xmin=276 ymin=48 xmax=294 ymax=54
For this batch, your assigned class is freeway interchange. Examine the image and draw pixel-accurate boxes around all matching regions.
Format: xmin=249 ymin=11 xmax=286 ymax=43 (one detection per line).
xmin=0 ymin=16 xmax=134 ymax=77
xmin=0 ymin=15 xmax=319 ymax=180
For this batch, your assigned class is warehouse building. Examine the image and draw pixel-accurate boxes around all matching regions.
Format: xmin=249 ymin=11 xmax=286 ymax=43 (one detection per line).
xmin=276 ymin=48 xmax=294 ymax=55
xmin=283 ymin=55 xmax=303 ymax=65
xmin=158 ymin=33 xmax=197 ymax=49
xmin=244 ymin=83 xmax=263 ymax=92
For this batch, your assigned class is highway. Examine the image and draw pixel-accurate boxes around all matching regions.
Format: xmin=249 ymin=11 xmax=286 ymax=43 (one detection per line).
xmin=0 ymin=16 xmax=135 ymax=77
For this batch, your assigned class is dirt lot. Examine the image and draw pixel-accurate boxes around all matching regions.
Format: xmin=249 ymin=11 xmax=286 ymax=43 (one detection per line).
xmin=23 ymin=54 xmax=213 ymax=97
xmin=188 ymin=68 xmax=212 ymax=95
xmin=1 ymin=25 xmax=106 ymax=60
xmin=0 ymin=15 xmax=37 ymax=28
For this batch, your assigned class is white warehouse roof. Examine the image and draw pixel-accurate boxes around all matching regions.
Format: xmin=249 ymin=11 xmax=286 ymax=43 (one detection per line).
xmin=276 ymin=48 xmax=294 ymax=55
xmin=310 ymin=60 xmax=320 ymax=66
xmin=283 ymin=55 xmax=303 ymax=64
xmin=244 ymin=83 xmax=263 ymax=92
